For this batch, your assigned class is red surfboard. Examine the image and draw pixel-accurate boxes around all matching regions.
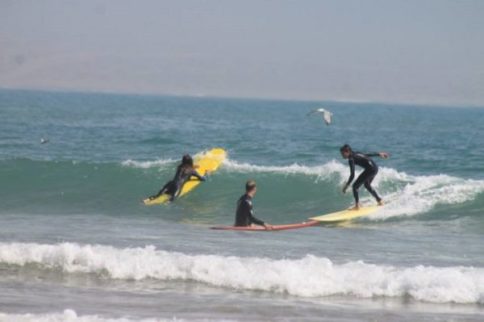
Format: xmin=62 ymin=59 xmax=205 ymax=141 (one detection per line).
xmin=210 ymin=220 xmax=319 ymax=231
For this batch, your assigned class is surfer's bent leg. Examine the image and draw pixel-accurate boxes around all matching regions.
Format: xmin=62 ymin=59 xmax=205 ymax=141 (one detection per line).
xmin=352 ymin=168 xmax=376 ymax=204
xmin=352 ymin=173 xmax=367 ymax=204
xmin=169 ymin=182 xmax=184 ymax=201
xmin=363 ymin=170 xmax=381 ymax=202
xmin=151 ymin=181 xmax=174 ymax=200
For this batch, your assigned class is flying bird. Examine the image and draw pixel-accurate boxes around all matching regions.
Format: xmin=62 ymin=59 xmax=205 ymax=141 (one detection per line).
xmin=307 ymin=108 xmax=333 ymax=125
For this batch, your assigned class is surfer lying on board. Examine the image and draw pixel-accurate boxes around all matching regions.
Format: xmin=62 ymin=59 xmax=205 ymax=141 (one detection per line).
xmin=235 ymin=180 xmax=273 ymax=230
xmin=340 ymin=144 xmax=389 ymax=210
xmin=148 ymin=154 xmax=206 ymax=202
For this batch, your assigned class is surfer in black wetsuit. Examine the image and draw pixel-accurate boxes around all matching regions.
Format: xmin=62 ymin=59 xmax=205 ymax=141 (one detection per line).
xmin=340 ymin=144 xmax=389 ymax=210
xmin=235 ymin=180 xmax=272 ymax=230
xmin=149 ymin=154 xmax=206 ymax=202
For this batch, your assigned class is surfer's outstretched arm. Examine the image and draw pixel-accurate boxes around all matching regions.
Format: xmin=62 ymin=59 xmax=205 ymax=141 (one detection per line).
xmin=189 ymin=170 xmax=206 ymax=181
xmin=366 ymin=152 xmax=390 ymax=159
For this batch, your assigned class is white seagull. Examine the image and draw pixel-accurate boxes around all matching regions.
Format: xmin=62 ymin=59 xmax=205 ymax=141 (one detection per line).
xmin=307 ymin=108 xmax=333 ymax=125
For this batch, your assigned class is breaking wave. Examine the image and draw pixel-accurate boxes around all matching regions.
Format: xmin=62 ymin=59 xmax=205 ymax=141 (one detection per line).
xmin=1 ymin=242 xmax=483 ymax=304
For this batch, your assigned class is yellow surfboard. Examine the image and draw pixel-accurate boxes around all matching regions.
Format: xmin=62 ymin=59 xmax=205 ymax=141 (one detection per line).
xmin=310 ymin=206 xmax=379 ymax=222
xmin=143 ymin=148 xmax=227 ymax=205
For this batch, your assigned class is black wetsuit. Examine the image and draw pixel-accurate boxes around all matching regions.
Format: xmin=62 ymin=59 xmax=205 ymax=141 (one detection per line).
xmin=152 ymin=165 xmax=205 ymax=201
xmin=234 ymin=194 xmax=265 ymax=227
xmin=345 ymin=151 xmax=382 ymax=204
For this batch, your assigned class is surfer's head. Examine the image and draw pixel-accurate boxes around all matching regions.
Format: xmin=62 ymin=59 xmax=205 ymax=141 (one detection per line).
xmin=245 ymin=180 xmax=257 ymax=195
xmin=340 ymin=144 xmax=352 ymax=159
xmin=181 ymin=154 xmax=194 ymax=167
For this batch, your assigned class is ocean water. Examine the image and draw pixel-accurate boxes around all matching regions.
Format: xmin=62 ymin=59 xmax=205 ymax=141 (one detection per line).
xmin=0 ymin=88 xmax=483 ymax=321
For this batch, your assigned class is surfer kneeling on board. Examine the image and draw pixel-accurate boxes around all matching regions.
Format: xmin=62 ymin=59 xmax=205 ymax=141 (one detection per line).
xmin=235 ymin=180 xmax=273 ymax=230
xmin=149 ymin=154 xmax=206 ymax=202
xmin=340 ymin=144 xmax=389 ymax=210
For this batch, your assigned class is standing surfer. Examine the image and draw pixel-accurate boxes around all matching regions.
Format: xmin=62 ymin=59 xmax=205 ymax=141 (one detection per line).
xmin=340 ymin=144 xmax=389 ymax=210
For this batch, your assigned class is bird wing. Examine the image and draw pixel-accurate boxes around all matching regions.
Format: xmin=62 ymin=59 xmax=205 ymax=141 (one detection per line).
xmin=307 ymin=108 xmax=326 ymax=116
xmin=323 ymin=111 xmax=332 ymax=125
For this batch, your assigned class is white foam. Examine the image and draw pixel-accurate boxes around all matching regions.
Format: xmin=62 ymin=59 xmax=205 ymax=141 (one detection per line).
xmin=1 ymin=243 xmax=483 ymax=304
xmin=222 ymin=159 xmax=347 ymax=180
xmin=0 ymin=310 xmax=186 ymax=322
xmin=369 ymin=169 xmax=484 ymax=219
xmin=121 ymin=159 xmax=175 ymax=169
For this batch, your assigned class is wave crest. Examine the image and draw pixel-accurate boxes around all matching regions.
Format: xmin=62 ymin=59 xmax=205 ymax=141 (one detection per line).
xmin=1 ymin=242 xmax=483 ymax=304
xmin=0 ymin=310 xmax=181 ymax=322
xmin=361 ymin=167 xmax=484 ymax=219
xmin=222 ymin=159 xmax=346 ymax=179
xmin=121 ymin=159 xmax=175 ymax=169
xmin=121 ymin=156 xmax=484 ymax=219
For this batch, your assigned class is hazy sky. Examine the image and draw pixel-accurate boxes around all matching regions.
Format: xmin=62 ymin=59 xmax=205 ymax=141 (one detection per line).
xmin=1 ymin=0 xmax=483 ymax=106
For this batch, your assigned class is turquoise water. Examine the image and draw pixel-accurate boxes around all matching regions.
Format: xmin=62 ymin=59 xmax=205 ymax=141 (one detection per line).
xmin=0 ymin=89 xmax=483 ymax=321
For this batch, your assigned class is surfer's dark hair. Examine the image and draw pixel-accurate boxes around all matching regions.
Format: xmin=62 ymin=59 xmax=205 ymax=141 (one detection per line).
xmin=245 ymin=180 xmax=257 ymax=192
xmin=340 ymin=144 xmax=352 ymax=153
xmin=181 ymin=154 xmax=193 ymax=167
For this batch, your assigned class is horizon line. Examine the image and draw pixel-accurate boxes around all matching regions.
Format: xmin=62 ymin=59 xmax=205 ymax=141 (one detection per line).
xmin=1 ymin=85 xmax=483 ymax=110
